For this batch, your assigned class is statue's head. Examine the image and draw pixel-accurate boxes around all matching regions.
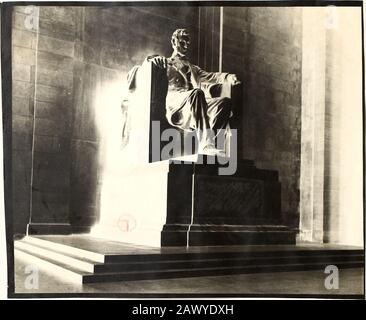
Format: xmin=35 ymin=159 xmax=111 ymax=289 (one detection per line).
xmin=171 ymin=29 xmax=190 ymax=56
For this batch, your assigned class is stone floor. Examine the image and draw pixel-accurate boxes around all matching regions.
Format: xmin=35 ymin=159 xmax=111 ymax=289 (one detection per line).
xmin=14 ymin=252 xmax=364 ymax=296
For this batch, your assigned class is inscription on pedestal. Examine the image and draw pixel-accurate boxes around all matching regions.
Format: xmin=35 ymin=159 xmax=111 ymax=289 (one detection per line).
xmin=193 ymin=175 xmax=264 ymax=224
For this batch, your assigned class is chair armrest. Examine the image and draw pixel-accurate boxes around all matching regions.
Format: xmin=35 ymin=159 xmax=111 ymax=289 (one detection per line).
xmin=147 ymin=60 xmax=169 ymax=105
xmin=201 ymin=80 xmax=235 ymax=99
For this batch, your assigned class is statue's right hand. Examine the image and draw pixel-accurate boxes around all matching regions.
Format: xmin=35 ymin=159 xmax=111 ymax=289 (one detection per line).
xmin=148 ymin=56 xmax=168 ymax=69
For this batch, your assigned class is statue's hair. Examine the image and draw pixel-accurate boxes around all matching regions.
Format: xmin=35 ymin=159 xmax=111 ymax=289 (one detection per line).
xmin=171 ymin=29 xmax=190 ymax=43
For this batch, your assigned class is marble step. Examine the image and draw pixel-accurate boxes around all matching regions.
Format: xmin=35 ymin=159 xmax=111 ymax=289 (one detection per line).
xmin=94 ymin=254 xmax=364 ymax=273
xmin=15 ymin=243 xmax=363 ymax=284
xmin=17 ymin=238 xmax=363 ymax=273
xmin=104 ymin=249 xmax=364 ymax=263
xmin=83 ymin=261 xmax=364 ymax=283
xmin=21 ymin=236 xmax=364 ymax=264
xmin=20 ymin=236 xmax=105 ymax=262
xmin=15 ymin=240 xmax=99 ymax=272
xmin=15 ymin=238 xmax=364 ymax=284
xmin=15 ymin=247 xmax=87 ymax=283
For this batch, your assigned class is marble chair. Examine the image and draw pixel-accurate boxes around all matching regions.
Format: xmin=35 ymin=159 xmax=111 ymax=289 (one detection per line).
xmin=121 ymin=60 xmax=242 ymax=162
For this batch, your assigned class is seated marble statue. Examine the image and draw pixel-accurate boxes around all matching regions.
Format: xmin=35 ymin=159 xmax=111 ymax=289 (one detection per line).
xmin=148 ymin=29 xmax=240 ymax=154
xmin=126 ymin=28 xmax=240 ymax=155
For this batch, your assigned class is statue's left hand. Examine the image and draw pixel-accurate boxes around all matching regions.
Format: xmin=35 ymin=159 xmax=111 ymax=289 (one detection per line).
xmin=227 ymin=74 xmax=241 ymax=85
xmin=148 ymin=55 xmax=168 ymax=69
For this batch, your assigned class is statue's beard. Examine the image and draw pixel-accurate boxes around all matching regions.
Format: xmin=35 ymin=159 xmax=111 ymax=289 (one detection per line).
xmin=173 ymin=45 xmax=189 ymax=57
xmin=176 ymin=49 xmax=188 ymax=58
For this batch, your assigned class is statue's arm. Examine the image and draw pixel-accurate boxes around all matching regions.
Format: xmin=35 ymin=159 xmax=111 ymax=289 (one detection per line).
xmin=194 ymin=65 xmax=229 ymax=84
xmin=193 ymin=65 xmax=241 ymax=86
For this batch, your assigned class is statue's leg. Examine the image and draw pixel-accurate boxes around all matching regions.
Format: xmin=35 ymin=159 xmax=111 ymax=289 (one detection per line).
xmin=167 ymin=89 xmax=211 ymax=138
xmin=167 ymin=89 xmax=220 ymax=153
xmin=167 ymin=89 xmax=209 ymax=129
xmin=186 ymin=89 xmax=218 ymax=149
xmin=205 ymin=97 xmax=232 ymax=152
xmin=206 ymin=97 xmax=232 ymax=130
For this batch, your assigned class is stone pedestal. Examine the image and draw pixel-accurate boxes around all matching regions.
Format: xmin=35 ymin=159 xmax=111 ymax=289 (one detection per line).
xmin=163 ymin=155 xmax=296 ymax=246
xmin=92 ymin=155 xmax=296 ymax=247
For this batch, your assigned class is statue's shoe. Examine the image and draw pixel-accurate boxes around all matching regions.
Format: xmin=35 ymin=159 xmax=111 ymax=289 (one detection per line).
xmin=199 ymin=145 xmax=226 ymax=157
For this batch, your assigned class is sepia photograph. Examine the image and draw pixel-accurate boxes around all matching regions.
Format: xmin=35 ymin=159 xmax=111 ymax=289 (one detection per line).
xmin=0 ymin=0 xmax=364 ymax=300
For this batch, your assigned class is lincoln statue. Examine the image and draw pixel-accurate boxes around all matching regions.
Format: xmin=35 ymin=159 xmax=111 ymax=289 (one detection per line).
xmin=128 ymin=28 xmax=240 ymax=155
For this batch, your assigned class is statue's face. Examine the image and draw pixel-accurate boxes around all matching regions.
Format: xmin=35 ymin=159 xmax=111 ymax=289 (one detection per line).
xmin=173 ymin=34 xmax=190 ymax=56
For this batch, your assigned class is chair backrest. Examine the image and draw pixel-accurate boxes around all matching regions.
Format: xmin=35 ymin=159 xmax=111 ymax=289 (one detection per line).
xmin=122 ymin=61 xmax=183 ymax=163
